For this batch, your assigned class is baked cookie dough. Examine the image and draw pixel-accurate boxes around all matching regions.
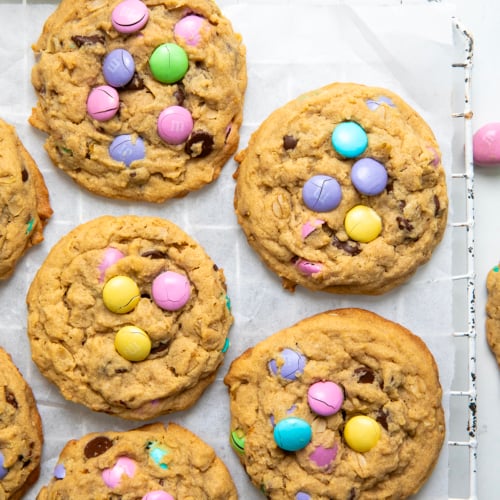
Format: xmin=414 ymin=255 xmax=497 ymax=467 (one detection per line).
xmin=234 ymin=82 xmax=448 ymax=294
xmin=30 ymin=0 xmax=246 ymax=202
xmin=37 ymin=422 xmax=237 ymax=499
xmin=0 ymin=118 xmax=52 ymax=280
xmin=0 ymin=347 xmax=44 ymax=500
xmin=27 ymin=215 xmax=233 ymax=419
xmin=224 ymin=308 xmax=445 ymax=500
xmin=486 ymin=263 xmax=500 ymax=366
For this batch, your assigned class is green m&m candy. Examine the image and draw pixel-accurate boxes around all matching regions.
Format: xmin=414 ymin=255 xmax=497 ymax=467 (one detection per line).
xmin=149 ymin=43 xmax=189 ymax=84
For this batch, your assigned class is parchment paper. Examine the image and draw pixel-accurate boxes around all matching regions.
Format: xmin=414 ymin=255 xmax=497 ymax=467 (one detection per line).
xmin=0 ymin=1 xmax=456 ymax=498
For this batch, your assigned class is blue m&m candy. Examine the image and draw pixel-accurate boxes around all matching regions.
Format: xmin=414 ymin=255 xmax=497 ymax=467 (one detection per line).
xmin=103 ymin=49 xmax=135 ymax=88
xmin=273 ymin=417 xmax=312 ymax=452
xmin=302 ymin=175 xmax=342 ymax=212
xmin=331 ymin=122 xmax=368 ymax=158
xmin=109 ymin=135 xmax=145 ymax=166
xmin=351 ymin=158 xmax=388 ymax=196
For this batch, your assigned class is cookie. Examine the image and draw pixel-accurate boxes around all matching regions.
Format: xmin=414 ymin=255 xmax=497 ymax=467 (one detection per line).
xmin=234 ymin=82 xmax=448 ymax=294
xmin=0 ymin=347 xmax=44 ymax=499
xmin=30 ymin=0 xmax=246 ymax=202
xmin=486 ymin=264 xmax=500 ymax=366
xmin=0 ymin=118 xmax=52 ymax=280
xmin=26 ymin=215 xmax=233 ymax=419
xmin=37 ymin=421 xmax=237 ymax=499
xmin=224 ymin=308 xmax=445 ymax=500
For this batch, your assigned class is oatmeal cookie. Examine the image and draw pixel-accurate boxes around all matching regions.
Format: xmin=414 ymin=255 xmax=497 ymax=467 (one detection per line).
xmin=486 ymin=263 xmax=500 ymax=366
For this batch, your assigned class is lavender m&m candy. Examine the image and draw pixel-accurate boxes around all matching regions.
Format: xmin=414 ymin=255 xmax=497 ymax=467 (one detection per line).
xmin=149 ymin=43 xmax=189 ymax=84
xmin=268 ymin=348 xmax=306 ymax=380
xmin=111 ymin=0 xmax=149 ymax=34
xmin=157 ymin=106 xmax=194 ymax=145
xmin=302 ymin=175 xmax=342 ymax=212
xmin=331 ymin=121 xmax=368 ymax=158
xmin=142 ymin=492 xmax=175 ymax=500
xmin=87 ymin=86 xmax=119 ymax=121
xmin=152 ymin=271 xmax=190 ymax=311
xmin=296 ymin=493 xmax=311 ymax=500
xmin=103 ymin=49 xmax=135 ymax=88
xmin=351 ymin=158 xmax=388 ymax=196
xmin=53 ymin=463 xmax=66 ymax=480
xmin=307 ymin=381 xmax=344 ymax=416
xmin=273 ymin=417 xmax=312 ymax=452
xmin=109 ymin=134 xmax=145 ymax=166
xmin=174 ymin=15 xmax=206 ymax=46
xmin=0 ymin=451 xmax=8 ymax=479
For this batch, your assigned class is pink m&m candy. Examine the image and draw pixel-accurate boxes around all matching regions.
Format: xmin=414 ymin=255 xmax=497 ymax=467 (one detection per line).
xmin=473 ymin=122 xmax=500 ymax=166
xmin=152 ymin=271 xmax=190 ymax=311
xmin=157 ymin=106 xmax=194 ymax=145
xmin=174 ymin=15 xmax=206 ymax=46
xmin=98 ymin=247 xmax=125 ymax=282
xmin=111 ymin=0 xmax=149 ymax=34
xmin=295 ymin=258 xmax=323 ymax=276
xmin=102 ymin=457 xmax=136 ymax=488
xmin=87 ymin=86 xmax=119 ymax=121
xmin=307 ymin=381 xmax=344 ymax=416
xmin=142 ymin=492 xmax=175 ymax=500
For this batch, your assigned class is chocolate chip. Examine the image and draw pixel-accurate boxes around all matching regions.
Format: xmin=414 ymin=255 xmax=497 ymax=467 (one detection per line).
xmin=185 ymin=131 xmax=214 ymax=158
xmin=283 ymin=135 xmax=298 ymax=150
xmin=141 ymin=250 xmax=166 ymax=259
xmin=347 ymin=488 xmax=358 ymax=500
xmin=21 ymin=168 xmax=29 ymax=182
xmin=434 ymin=195 xmax=441 ymax=216
xmin=124 ymin=73 xmax=145 ymax=91
xmin=376 ymin=409 xmax=389 ymax=431
xmin=71 ymin=35 xmax=105 ymax=47
xmin=213 ymin=264 xmax=219 ymax=271
xmin=150 ymin=342 xmax=169 ymax=355
xmin=332 ymin=235 xmax=361 ymax=256
xmin=396 ymin=216 xmax=414 ymax=231
xmin=5 ymin=388 xmax=18 ymax=408
xmin=354 ymin=367 xmax=375 ymax=384
xmin=84 ymin=437 xmax=113 ymax=459
xmin=174 ymin=84 xmax=186 ymax=105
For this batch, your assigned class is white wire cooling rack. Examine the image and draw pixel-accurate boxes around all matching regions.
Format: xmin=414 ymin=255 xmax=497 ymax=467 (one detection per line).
xmin=449 ymin=18 xmax=477 ymax=500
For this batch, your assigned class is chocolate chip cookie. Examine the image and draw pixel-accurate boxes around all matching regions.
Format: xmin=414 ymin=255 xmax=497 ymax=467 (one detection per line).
xmin=0 ymin=347 xmax=43 ymax=499
xmin=234 ymin=82 xmax=448 ymax=294
xmin=224 ymin=308 xmax=445 ymax=500
xmin=30 ymin=0 xmax=246 ymax=202
xmin=486 ymin=263 xmax=500 ymax=366
xmin=0 ymin=118 xmax=52 ymax=280
xmin=26 ymin=215 xmax=233 ymax=419
xmin=37 ymin=422 xmax=237 ymax=499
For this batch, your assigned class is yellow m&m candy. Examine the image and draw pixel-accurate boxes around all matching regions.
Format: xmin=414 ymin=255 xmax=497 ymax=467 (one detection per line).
xmin=344 ymin=415 xmax=381 ymax=452
xmin=344 ymin=205 xmax=382 ymax=243
xmin=114 ymin=325 xmax=151 ymax=362
xmin=103 ymin=275 xmax=140 ymax=314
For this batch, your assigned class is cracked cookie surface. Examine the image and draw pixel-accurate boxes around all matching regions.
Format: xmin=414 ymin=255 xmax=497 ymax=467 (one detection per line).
xmin=0 ymin=347 xmax=43 ymax=500
xmin=234 ymin=82 xmax=448 ymax=294
xmin=30 ymin=0 xmax=246 ymax=202
xmin=27 ymin=215 xmax=233 ymax=419
xmin=37 ymin=422 xmax=237 ymax=499
xmin=224 ymin=308 xmax=445 ymax=500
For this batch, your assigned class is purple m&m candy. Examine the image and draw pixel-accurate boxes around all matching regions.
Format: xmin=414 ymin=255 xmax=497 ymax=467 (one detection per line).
xmin=268 ymin=348 xmax=307 ymax=380
xmin=307 ymin=381 xmax=344 ymax=416
xmin=87 ymin=86 xmax=119 ymax=121
xmin=111 ymin=0 xmax=149 ymax=34
xmin=152 ymin=271 xmax=190 ymax=311
xmin=157 ymin=106 xmax=194 ymax=145
xmin=296 ymin=493 xmax=311 ymax=500
xmin=351 ymin=158 xmax=388 ymax=196
xmin=366 ymin=96 xmax=395 ymax=111
xmin=174 ymin=15 xmax=207 ymax=46
xmin=53 ymin=463 xmax=66 ymax=480
xmin=0 ymin=451 xmax=8 ymax=479
xmin=109 ymin=134 xmax=145 ymax=166
xmin=302 ymin=175 xmax=342 ymax=212
xmin=103 ymin=49 xmax=135 ymax=88
xmin=331 ymin=121 xmax=368 ymax=158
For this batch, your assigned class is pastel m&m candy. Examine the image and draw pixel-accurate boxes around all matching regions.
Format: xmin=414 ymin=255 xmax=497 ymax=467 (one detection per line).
xmin=102 ymin=457 xmax=137 ymax=488
xmin=331 ymin=121 xmax=368 ymax=158
xmin=343 ymin=415 xmax=381 ymax=452
xmin=344 ymin=205 xmax=382 ymax=243
xmin=98 ymin=247 xmax=125 ymax=282
xmin=103 ymin=49 xmax=135 ymax=88
xmin=0 ymin=452 xmax=8 ymax=479
xmin=87 ymin=86 xmax=119 ymax=121
xmin=102 ymin=275 xmax=140 ymax=313
xmin=351 ymin=158 xmax=388 ymax=196
xmin=111 ymin=0 xmax=149 ymax=34
xmin=295 ymin=258 xmax=323 ymax=276
xmin=268 ymin=348 xmax=306 ymax=380
xmin=109 ymin=134 xmax=145 ymax=166
xmin=230 ymin=429 xmax=245 ymax=455
xmin=115 ymin=325 xmax=151 ymax=361
xmin=273 ymin=417 xmax=312 ymax=452
xmin=157 ymin=106 xmax=194 ymax=145
xmin=174 ymin=15 xmax=206 ymax=46
xmin=151 ymin=271 xmax=190 ymax=311
xmin=142 ymin=492 xmax=175 ymax=500
xmin=473 ymin=122 xmax=500 ymax=166
xmin=302 ymin=175 xmax=342 ymax=212
xmin=149 ymin=43 xmax=189 ymax=84
xmin=307 ymin=381 xmax=344 ymax=416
